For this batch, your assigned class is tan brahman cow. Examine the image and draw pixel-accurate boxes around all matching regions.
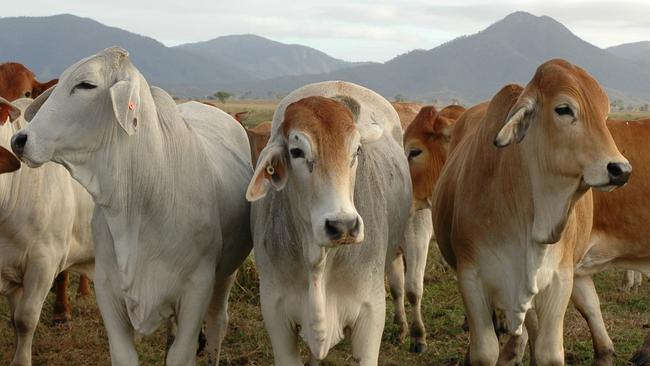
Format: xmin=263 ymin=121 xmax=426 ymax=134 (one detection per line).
xmin=0 ymin=97 xmax=94 ymax=366
xmin=433 ymin=59 xmax=630 ymax=365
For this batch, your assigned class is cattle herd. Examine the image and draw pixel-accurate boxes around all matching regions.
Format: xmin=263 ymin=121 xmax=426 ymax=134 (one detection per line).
xmin=0 ymin=46 xmax=648 ymax=366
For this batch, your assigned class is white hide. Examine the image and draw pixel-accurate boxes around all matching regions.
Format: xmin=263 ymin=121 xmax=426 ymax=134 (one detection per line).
xmin=14 ymin=47 xmax=252 ymax=366
xmin=0 ymin=97 xmax=94 ymax=366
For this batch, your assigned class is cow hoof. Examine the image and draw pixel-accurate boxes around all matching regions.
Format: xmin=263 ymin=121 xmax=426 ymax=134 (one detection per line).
xmin=631 ymin=350 xmax=650 ymax=366
xmin=593 ymin=350 xmax=615 ymax=366
xmin=52 ymin=313 xmax=72 ymax=325
xmin=196 ymin=327 xmax=207 ymax=356
xmin=410 ymin=342 xmax=427 ymax=353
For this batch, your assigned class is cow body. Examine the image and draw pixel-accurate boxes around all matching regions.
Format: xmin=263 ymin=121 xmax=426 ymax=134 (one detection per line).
xmin=248 ymin=81 xmax=411 ymax=365
xmin=12 ymin=47 xmax=252 ymax=366
xmin=571 ymin=118 xmax=650 ymax=364
xmin=433 ymin=60 xmax=629 ymax=365
xmin=0 ymin=97 xmax=94 ymax=366
xmin=389 ymin=104 xmax=465 ymax=352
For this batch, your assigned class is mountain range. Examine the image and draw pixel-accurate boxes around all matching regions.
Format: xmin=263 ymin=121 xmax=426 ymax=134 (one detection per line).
xmin=1 ymin=12 xmax=649 ymax=104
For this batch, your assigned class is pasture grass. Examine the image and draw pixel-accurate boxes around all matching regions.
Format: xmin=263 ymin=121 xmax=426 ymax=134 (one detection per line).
xmin=2 ymin=248 xmax=650 ymax=365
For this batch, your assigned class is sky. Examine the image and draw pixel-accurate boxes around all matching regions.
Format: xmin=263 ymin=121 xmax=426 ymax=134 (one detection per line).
xmin=2 ymin=0 xmax=650 ymax=62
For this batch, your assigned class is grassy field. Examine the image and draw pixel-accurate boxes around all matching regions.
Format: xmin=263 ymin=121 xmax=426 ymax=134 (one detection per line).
xmin=3 ymin=101 xmax=650 ymax=365
xmin=2 ymin=250 xmax=650 ymax=365
xmin=200 ymin=100 xmax=277 ymax=127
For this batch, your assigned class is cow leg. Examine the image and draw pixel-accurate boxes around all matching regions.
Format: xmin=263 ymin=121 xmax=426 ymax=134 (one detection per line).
xmin=458 ymin=271 xmax=499 ymax=365
xmin=498 ymin=327 xmax=528 ymax=366
xmin=525 ymin=309 xmax=539 ymax=366
xmin=402 ymin=210 xmax=432 ymax=353
xmin=166 ymin=268 xmax=215 ymax=366
xmin=631 ymin=333 xmax=650 ymax=365
xmin=533 ymin=271 xmax=573 ymax=366
xmin=94 ymin=268 xmax=138 ymax=366
xmin=11 ymin=260 xmax=57 ymax=366
xmin=387 ymin=252 xmax=408 ymax=343
xmin=52 ymin=271 xmax=72 ymax=324
xmin=572 ymin=275 xmax=614 ymax=366
xmin=204 ymin=271 xmax=237 ymax=366
xmin=77 ymin=274 xmax=92 ymax=298
xmin=350 ymin=295 xmax=385 ymax=366
xmin=260 ymin=292 xmax=303 ymax=366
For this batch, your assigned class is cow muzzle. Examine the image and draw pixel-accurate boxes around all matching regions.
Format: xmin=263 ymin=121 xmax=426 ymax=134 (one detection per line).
xmin=323 ymin=213 xmax=364 ymax=245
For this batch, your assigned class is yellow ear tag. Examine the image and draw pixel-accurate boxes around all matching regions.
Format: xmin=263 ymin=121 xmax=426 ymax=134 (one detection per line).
xmin=266 ymin=165 xmax=275 ymax=176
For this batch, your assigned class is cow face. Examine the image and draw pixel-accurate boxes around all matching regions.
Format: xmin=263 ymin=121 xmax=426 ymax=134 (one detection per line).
xmin=404 ymin=106 xmax=454 ymax=209
xmin=10 ymin=47 xmax=141 ymax=168
xmin=0 ymin=63 xmax=57 ymax=101
xmin=248 ymin=96 xmax=384 ymax=248
xmin=494 ymin=59 xmax=631 ymax=191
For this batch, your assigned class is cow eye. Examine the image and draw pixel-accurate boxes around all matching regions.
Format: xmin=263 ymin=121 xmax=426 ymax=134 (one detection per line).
xmin=74 ymin=82 xmax=97 ymax=91
xmin=24 ymin=91 xmax=31 ymax=98
xmin=290 ymin=148 xmax=305 ymax=159
xmin=408 ymin=149 xmax=422 ymax=161
xmin=554 ymin=105 xmax=574 ymax=117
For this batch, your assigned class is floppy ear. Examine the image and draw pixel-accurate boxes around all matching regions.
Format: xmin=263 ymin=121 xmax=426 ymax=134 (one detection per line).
xmin=110 ymin=79 xmax=141 ymax=136
xmin=434 ymin=116 xmax=455 ymax=142
xmin=0 ymin=146 xmax=20 ymax=174
xmin=24 ymin=85 xmax=55 ymax=122
xmin=494 ymin=94 xmax=536 ymax=147
xmin=0 ymin=97 xmax=21 ymax=125
xmin=246 ymin=139 xmax=289 ymax=201
xmin=32 ymin=79 xmax=58 ymax=99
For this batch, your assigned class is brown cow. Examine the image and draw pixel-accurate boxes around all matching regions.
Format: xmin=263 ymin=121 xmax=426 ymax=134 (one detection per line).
xmin=391 ymin=102 xmax=424 ymax=130
xmin=0 ymin=63 xmax=57 ymax=101
xmin=388 ymin=104 xmax=466 ymax=353
xmin=433 ymin=59 xmax=629 ymax=365
xmin=568 ymin=118 xmax=650 ymax=365
xmin=245 ymin=121 xmax=271 ymax=167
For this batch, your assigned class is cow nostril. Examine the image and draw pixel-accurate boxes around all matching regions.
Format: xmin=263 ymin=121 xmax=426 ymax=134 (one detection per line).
xmin=607 ymin=162 xmax=631 ymax=186
xmin=325 ymin=219 xmax=343 ymax=240
xmin=11 ymin=133 xmax=27 ymax=155
xmin=607 ymin=162 xmax=623 ymax=178
xmin=349 ymin=218 xmax=360 ymax=237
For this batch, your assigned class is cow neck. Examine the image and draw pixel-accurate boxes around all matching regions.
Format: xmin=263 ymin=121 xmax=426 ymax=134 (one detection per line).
xmin=65 ymin=85 xmax=206 ymax=298
xmin=520 ymin=124 xmax=585 ymax=245
xmin=283 ymin=181 xmax=333 ymax=359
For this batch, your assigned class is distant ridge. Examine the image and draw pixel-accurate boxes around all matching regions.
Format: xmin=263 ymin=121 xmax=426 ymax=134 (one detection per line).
xmin=1 ymin=12 xmax=649 ymax=104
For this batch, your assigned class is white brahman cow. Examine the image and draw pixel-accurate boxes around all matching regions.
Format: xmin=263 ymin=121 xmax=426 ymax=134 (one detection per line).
xmin=10 ymin=47 xmax=253 ymax=366
xmin=0 ymin=97 xmax=94 ymax=366
xmin=246 ymin=81 xmax=412 ymax=365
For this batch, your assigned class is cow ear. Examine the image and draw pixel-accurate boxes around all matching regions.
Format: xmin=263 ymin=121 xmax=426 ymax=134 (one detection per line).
xmin=32 ymin=79 xmax=58 ymax=99
xmin=494 ymin=95 xmax=536 ymax=147
xmin=110 ymin=79 xmax=140 ymax=136
xmin=0 ymin=97 xmax=21 ymax=125
xmin=25 ymin=85 xmax=55 ymax=122
xmin=0 ymin=146 xmax=20 ymax=174
xmin=246 ymin=139 xmax=288 ymax=201
xmin=331 ymin=94 xmax=384 ymax=144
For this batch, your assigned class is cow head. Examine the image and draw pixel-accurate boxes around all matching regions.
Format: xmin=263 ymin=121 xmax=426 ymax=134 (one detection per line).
xmin=404 ymin=106 xmax=456 ymax=209
xmin=493 ymin=59 xmax=631 ymax=242
xmin=11 ymin=47 xmax=142 ymax=169
xmin=247 ymin=96 xmax=383 ymax=248
xmin=0 ymin=63 xmax=57 ymax=101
